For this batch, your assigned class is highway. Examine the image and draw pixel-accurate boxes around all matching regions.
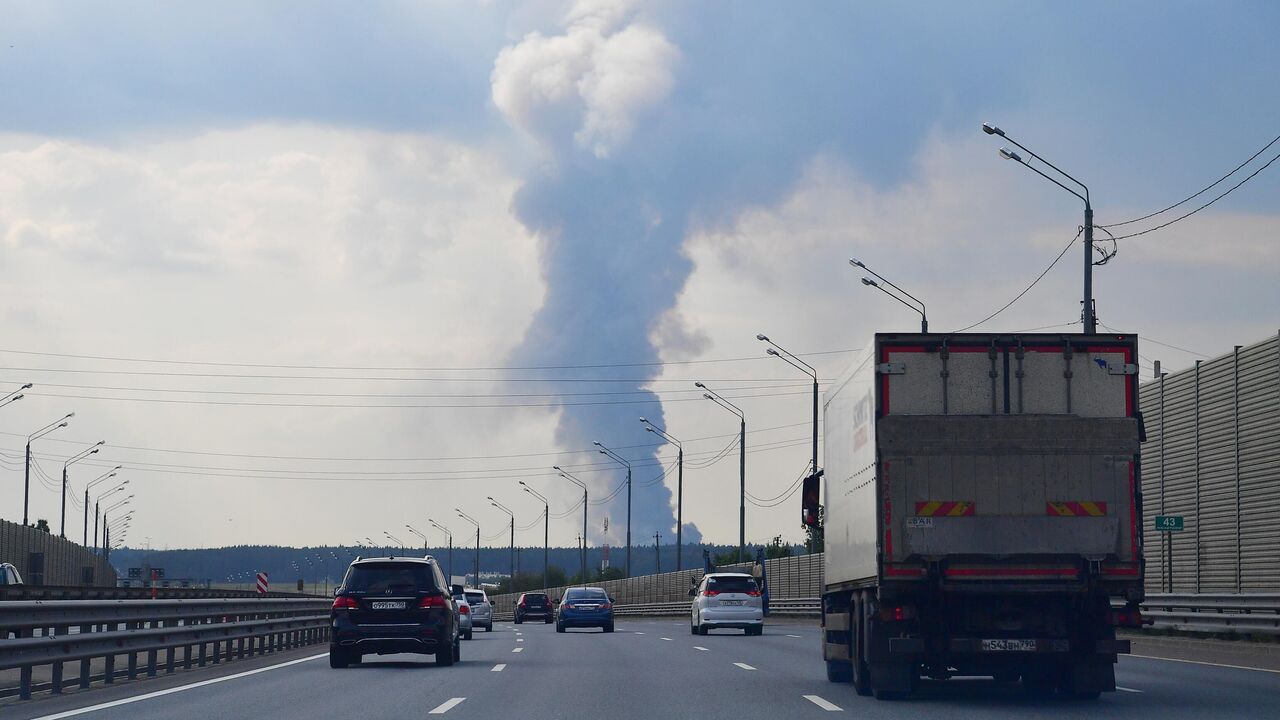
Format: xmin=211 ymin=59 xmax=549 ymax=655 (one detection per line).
xmin=6 ymin=619 xmax=1279 ymax=719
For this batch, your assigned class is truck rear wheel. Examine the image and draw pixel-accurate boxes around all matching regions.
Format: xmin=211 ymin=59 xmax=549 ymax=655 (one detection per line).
xmin=852 ymin=594 xmax=872 ymax=696
xmin=826 ymin=660 xmax=852 ymax=683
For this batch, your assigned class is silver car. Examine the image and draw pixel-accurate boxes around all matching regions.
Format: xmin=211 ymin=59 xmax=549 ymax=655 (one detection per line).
xmin=690 ymin=572 xmax=764 ymax=636
xmin=465 ymin=589 xmax=493 ymax=632
xmin=451 ymin=589 xmax=474 ymax=640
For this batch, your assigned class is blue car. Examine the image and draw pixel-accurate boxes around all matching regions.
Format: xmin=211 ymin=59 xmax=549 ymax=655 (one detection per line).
xmin=555 ymin=586 xmax=615 ymax=633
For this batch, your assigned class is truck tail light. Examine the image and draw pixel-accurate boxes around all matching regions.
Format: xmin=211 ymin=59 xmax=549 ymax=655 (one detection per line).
xmin=418 ymin=595 xmax=448 ymax=609
xmin=332 ymin=596 xmax=358 ymax=610
xmin=1109 ymin=607 xmax=1146 ymax=628
xmin=879 ymin=605 xmax=916 ymax=622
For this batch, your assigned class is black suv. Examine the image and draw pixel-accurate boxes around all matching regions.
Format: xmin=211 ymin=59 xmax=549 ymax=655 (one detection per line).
xmin=514 ymin=591 xmax=553 ymax=624
xmin=330 ymin=556 xmax=460 ymax=668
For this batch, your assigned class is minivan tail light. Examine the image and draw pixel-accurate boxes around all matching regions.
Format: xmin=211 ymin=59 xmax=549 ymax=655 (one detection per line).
xmin=332 ymin=596 xmax=358 ymax=610
xmin=459 ymin=604 xmax=470 ymax=614
xmin=702 ymin=590 xmax=720 ymax=597
xmin=746 ymin=590 xmax=762 ymax=597
xmin=418 ymin=595 xmax=448 ymax=609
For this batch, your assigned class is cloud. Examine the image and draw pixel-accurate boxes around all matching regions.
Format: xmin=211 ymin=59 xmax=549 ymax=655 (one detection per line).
xmin=491 ymin=0 xmax=677 ymax=158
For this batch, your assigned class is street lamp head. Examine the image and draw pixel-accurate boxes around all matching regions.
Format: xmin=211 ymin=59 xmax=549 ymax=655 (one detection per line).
xmin=552 ymin=465 xmax=561 ymax=471
xmin=755 ymin=333 xmax=768 ymax=341
xmin=90 ymin=448 xmax=100 ymax=455
xmin=64 ymin=413 xmax=75 ymax=419
xmin=861 ymin=277 xmax=877 ymax=287
xmin=999 ymin=147 xmax=1021 ymax=162
xmin=766 ymin=348 xmax=780 ymax=356
xmin=486 ymin=496 xmax=494 ymax=501
xmin=598 ymin=449 xmax=606 ymax=455
xmin=518 ymin=480 xmax=527 ymax=486
xmin=694 ymin=382 xmax=705 ymax=388
xmin=638 ymin=417 xmax=647 ymax=423
xmin=95 ymin=440 xmax=105 ymax=446
xmin=644 ymin=427 xmax=654 ymax=433
xmin=848 ymin=258 xmax=865 ymax=269
xmin=702 ymin=393 xmax=713 ymax=400
xmin=10 ymin=394 xmax=22 ymax=402
xmin=57 ymin=422 xmax=68 ymax=429
xmin=21 ymin=383 xmax=33 ymax=390
xmin=982 ymin=122 xmax=1004 ymax=137
xmin=592 ymin=441 xmax=602 ymax=447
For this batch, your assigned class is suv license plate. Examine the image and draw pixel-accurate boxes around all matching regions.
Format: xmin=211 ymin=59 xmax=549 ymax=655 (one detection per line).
xmin=370 ymin=601 xmax=406 ymax=610
xmin=981 ymin=639 xmax=1037 ymax=652
xmin=720 ymin=600 xmax=744 ymax=606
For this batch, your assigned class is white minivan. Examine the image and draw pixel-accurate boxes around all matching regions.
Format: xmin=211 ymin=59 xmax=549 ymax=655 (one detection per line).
xmin=690 ymin=572 xmax=763 ymax=636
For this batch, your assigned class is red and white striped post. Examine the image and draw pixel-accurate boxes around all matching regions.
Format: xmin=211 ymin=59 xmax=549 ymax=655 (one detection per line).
xmin=256 ymin=572 xmax=269 ymax=595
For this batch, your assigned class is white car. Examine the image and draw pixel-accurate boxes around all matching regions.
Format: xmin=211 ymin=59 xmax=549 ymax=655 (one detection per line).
xmin=451 ymin=588 xmax=474 ymax=640
xmin=465 ymin=589 xmax=493 ymax=632
xmin=690 ymin=572 xmax=763 ymax=636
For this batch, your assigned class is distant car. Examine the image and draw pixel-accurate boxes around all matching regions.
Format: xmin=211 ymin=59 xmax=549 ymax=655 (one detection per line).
xmin=515 ymin=592 xmax=553 ymax=624
xmin=555 ymin=587 xmax=614 ymax=633
xmin=690 ymin=572 xmax=763 ymax=636
xmin=0 ymin=563 xmax=22 ymax=585
xmin=451 ymin=587 xmax=474 ymax=640
xmin=329 ymin=555 xmax=460 ymax=668
xmin=465 ymin=589 xmax=493 ymax=632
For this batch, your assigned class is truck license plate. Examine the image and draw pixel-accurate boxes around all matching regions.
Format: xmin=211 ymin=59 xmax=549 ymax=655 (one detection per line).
xmin=981 ymin=639 xmax=1037 ymax=652
xmin=370 ymin=601 xmax=405 ymax=610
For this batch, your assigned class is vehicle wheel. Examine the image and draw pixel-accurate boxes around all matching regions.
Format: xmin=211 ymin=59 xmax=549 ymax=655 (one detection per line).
xmin=690 ymin=620 xmax=698 ymax=635
xmin=453 ymin=639 xmax=461 ymax=663
xmin=826 ymin=660 xmax=852 ymax=683
xmin=556 ymin=621 xmax=566 ymax=633
xmin=464 ymin=628 xmax=473 ymax=641
xmin=544 ymin=616 xmax=553 ymax=624
xmin=698 ymin=623 xmax=709 ymax=636
xmin=436 ymin=640 xmax=456 ymax=667
xmin=604 ymin=623 xmax=614 ymax=633
xmin=328 ymin=647 xmax=349 ymax=669
xmin=852 ymin=595 xmax=872 ymax=696
xmin=515 ymin=616 xmax=522 ymax=625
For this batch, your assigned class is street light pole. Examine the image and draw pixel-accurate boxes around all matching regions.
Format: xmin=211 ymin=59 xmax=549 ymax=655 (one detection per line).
xmin=94 ymin=484 xmax=129 ymax=553
xmin=488 ymin=498 xmax=516 ymax=582
xmin=518 ymin=483 xmax=550 ymax=590
xmin=983 ymin=122 xmax=1096 ymax=333
xmin=405 ymin=524 xmax=429 ymax=551
xmin=62 ymin=441 xmax=104 ymax=538
xmin=593 ymin=442 xmax=632 ymax=577
xmin=25 ymin=413 xmax=73 ymax=526
xmin=554 ymin=467 xmax=589 ymax=582
xmin=456 ymin=509 xmax=480 ymax=587
xmin=696 ymin=382 xmax=747 ymax=562
xmin=429 ymin=519 xmax=453 ymax=580
xmin=640 ymin=418 xmax=683 ymax=570
xmin=84 ymin=466 xmax=122 ymax=546
xmin=0 ymin=383 xmax=31 ymax=410
xmin=849 ymin=259 xmax=928 ymax=333
xmin=383 ymin=531 xmax=405 ymax=550
xmin=757 ymin=335 xmax=819 ymax=481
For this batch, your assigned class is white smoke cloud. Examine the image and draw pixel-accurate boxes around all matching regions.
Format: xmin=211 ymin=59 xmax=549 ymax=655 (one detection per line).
xmin=491 ymin=0 xmax=677 ymax=158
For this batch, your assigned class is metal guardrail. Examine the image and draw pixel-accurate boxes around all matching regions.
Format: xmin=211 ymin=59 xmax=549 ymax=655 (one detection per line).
xmin=1137 ymin=593 xmax=1280 ymax=635
xmin=0 ymin=584 xmax=319 ymax=601
xmin=0 ymin=598 xmax=331 ymax=700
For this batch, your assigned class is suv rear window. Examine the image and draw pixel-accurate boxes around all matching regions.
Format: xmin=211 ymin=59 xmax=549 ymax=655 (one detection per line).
xmin=706 ymin=576 xmax=758 ymax=593
xmin=465 ymin=592 xmax=486 ymax=604
xmin=342 ymin=563 xmax=436 ymax=594
xmin=523 ymin=593 xmax=547 ymax=602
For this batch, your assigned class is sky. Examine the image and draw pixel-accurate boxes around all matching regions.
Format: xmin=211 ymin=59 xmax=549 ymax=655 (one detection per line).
xmin=0 ymin=0 xmax=1276 ymax=554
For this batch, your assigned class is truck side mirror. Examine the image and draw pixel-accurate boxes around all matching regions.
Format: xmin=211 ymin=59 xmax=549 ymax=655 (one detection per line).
xmin=801 ymin=470 xmax=823 ymax=528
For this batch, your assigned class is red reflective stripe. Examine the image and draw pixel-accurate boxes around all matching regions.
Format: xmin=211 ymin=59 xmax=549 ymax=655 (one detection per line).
xmin=944 ymin=568 xmax=1078 ymax=577
xmin=936 ymin=501 xmax=957 ymax=516
xmin=885 ymin=566 xmax=923 ymax=577
xmin=1101 ymin=566 xmax=1140 ymax=576
xmin=882 ymin=461 xmax=892 ymax=559
xmin=1128 ymin=461 xmax=1138 ymax=561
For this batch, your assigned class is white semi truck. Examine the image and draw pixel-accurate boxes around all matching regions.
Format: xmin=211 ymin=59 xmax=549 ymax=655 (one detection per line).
xmin=805 ymin=332 xmax=1146 ymax=699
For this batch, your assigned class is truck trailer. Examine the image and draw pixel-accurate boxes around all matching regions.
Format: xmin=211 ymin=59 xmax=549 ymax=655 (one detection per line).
xmin=807 ymin=332 xmax=1145 ymax=699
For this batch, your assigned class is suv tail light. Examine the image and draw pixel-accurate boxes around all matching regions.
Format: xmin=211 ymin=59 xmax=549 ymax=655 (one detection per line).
xmin=458 ymin=604 xmax=470 ymax=614
xmin=702 ymin=590 xmax=720 ymax=597
xmin=418 ymin=595 xmax=448 ymax=609
xmin=746 ymin=590 xmax=762 ymax=597
xmin=332 ymin=596 xmax=358 ymax=610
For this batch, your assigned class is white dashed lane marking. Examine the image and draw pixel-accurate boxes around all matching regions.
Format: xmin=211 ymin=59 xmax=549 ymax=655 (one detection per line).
xmin=1116 ymin=686 xmax=1143 ymax=693
xmin=512 ymin=647 xmax=524 ymax=653
xmin=786 ymin=634 xmax=801 ymax=638
xmin=635 ymin=631 xmax=645 ymax=634
xmin=694 ymin=646 xmax=709 ymax=651
xmin=517 ymin=638 xmax=524 ymax=642
xmin=429 ymin=698 xmax=466 ymax=714
xmin=734 ymin=662 xmax=756 ymax=671
xmin=660 ymin=637 xmax=672 ymax=641
xmin=491 ymin=664 xmax=507 ymax=672
xmin=803 ymin=695 xmax=843 ymax=711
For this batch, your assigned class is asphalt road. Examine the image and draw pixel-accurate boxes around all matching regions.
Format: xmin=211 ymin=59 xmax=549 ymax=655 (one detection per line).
xmin=8 ymin=619 xmax=1280 ymax=719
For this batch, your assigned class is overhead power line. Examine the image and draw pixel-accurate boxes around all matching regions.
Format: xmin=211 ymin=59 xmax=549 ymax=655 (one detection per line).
xmin=0 ymin=347 xmax=859 ymax=372
xmin=952 ymin=228 xmax=1082 ymax=333
xmin=1099 ymin=132 xmax=1280 ymax=228
xmin=1099 ymin=322 xmax=1211 ymax=359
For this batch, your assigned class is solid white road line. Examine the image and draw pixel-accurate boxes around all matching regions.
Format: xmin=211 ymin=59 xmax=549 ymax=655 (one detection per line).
xmin=635 ymin=631 xmax=646 ymax=634
xmin=512 ymin=647 xmax=524 ymax=653
xmin=694 ymin=646 xmax=709 ymax=651
xmin=30 ymin=653 xmax=327 ymax=720
xmin=1128 ymin=654 xmax=1280 ymax=674
xmin=734 ymin=662 xmax=756 ymax=671
xmin=429 ymin=697 xmax=467 ymax=714
xmin=803 ymin=695 xmax=843 ymax=711
xmin=787 ymin=634 xmax=801 ymax=638
xmin=491 ymin=664 xmax=507 ymax=672
xmin=1116 ymin=686 xmax=1142 ymax=693
xmin=661 ymin=637 xmax=672 ymax=641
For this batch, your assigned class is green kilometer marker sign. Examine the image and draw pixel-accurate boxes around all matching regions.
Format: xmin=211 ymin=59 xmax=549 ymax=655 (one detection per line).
xmin=1154 ymin=515 xmax=1184 ymax=532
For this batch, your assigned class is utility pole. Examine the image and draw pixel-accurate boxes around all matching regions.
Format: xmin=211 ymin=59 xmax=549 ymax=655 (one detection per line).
xmin=655 ymin=532 xmax=661 ymax=574
xmin=640 ymin=419 xmax=683 ymax=570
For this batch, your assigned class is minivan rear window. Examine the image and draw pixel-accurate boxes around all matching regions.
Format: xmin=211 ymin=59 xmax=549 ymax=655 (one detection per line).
xmin=342 ymin=563 xmax=435 ymax=594
xmin=707 ymin=576 xmax=758 ymax=593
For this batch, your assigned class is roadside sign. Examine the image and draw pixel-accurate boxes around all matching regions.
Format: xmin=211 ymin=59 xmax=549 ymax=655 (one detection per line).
xmin=1154 ymin=515 xmax=1184 ymax=532
xmin=256 ymin=572 xmax=269 ymax=594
